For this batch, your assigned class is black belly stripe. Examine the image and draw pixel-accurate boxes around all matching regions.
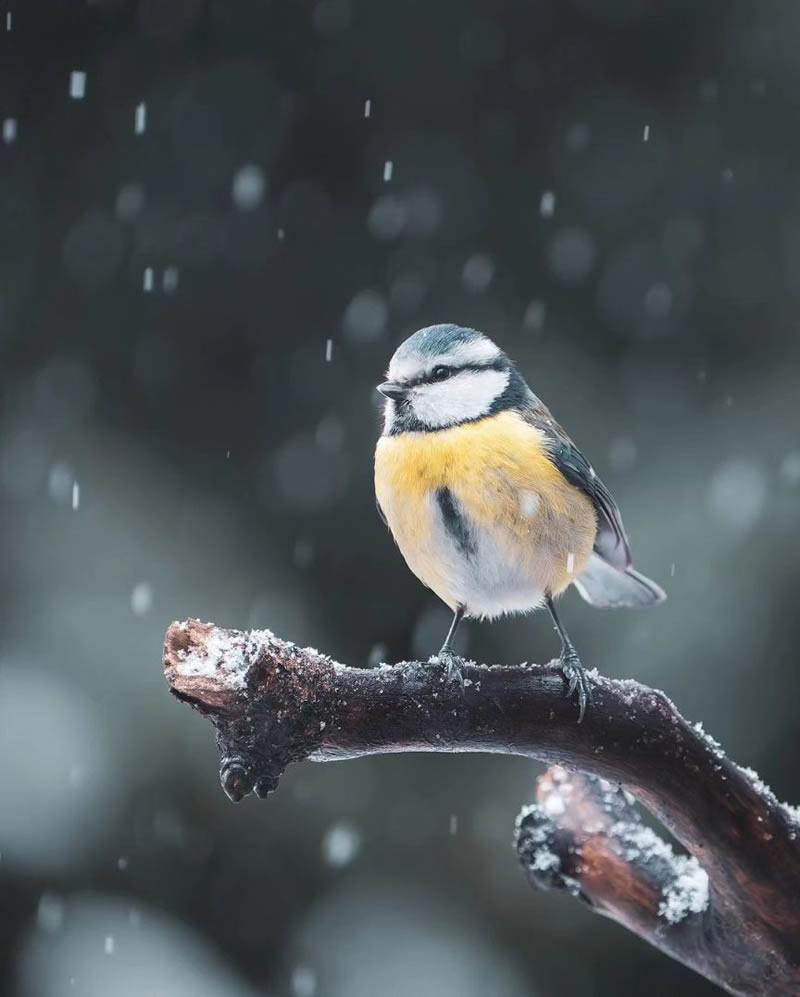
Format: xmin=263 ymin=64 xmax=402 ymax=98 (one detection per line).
xmin=436 ymin=487 xmax=477 ymax=558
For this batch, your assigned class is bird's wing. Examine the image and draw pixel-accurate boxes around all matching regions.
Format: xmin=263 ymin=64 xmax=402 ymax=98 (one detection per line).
xmin=523 ymin=400 xmax=632 ymax=570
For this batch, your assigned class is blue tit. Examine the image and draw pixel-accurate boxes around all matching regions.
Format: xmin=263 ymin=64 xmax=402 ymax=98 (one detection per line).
xmin=374 ymin=323 xmax=665 ymax=720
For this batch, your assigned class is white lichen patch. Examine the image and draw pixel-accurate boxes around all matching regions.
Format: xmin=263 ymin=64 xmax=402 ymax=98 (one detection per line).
xmin=175 ymin=626 xmax=284 ymax=689
xmin=531 ymin=847 xmax=561 ymax=872
xmin=658 ymin=857 xmax=709 ymax=924
xmin=612 ymin=821 xmax=673 ymax=864
xmin=542 ymin=792 xmax=566 ymax=817
xmin=514 ymin=804 xmax=566 ymax=879
xmin=177 ymin=630 xmax=251 ymax=688
xmin=610 ymin=821 xmax=709 ymax=924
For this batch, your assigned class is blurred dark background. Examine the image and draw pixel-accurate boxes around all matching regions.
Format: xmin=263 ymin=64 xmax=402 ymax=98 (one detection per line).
xmin=1 ymin=0 xmax=799 ymax=994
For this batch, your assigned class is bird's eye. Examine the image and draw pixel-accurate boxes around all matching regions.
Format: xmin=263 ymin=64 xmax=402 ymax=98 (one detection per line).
xmin=430 ymin=365 xmax=452 ymax=381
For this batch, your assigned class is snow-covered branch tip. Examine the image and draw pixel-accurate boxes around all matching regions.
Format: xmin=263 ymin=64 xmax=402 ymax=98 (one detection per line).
xmin=517 ymin=769 xmax=711 ymax=942
xmin=164 ymin=619 xmax=800 ymax=996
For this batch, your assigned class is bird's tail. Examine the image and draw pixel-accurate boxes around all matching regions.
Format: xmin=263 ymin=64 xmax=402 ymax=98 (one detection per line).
xmin=573 ymin=552 xmax=666 ymax=608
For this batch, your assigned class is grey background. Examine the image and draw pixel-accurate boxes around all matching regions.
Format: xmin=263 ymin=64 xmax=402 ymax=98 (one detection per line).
xmin=1 ymin=1 xmax=799 ymax=994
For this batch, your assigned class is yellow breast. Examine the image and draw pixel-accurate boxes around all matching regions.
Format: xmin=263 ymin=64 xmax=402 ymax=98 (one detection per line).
xmin=374 ymin=411 xmax=598 ymax=611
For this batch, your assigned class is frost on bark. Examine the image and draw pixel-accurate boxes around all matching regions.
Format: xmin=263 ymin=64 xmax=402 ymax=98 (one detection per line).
xmin=165 ymin=619 xmax=800 ymax=996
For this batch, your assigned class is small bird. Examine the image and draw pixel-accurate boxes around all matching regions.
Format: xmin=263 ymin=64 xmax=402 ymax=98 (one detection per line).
xmin=374 ymin=324 xmax=665 ymax=720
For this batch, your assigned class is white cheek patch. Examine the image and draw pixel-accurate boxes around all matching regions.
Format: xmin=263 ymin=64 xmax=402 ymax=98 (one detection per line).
xmin=411 ymin=369 xmax=510 ymax=427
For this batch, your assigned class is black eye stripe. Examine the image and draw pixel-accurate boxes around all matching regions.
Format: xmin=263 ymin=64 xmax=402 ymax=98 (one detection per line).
xmin=405 ymin=358 xmax=506 ymax=387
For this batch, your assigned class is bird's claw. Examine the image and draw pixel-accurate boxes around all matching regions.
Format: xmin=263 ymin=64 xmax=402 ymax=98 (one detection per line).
xmin=437 ymin=648 xmax=465 ymax=688
xmin=559 ymin=647 xmax=592 ymax=723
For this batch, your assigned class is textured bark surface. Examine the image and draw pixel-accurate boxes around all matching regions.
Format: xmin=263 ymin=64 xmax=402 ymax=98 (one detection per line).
xmin=164 ymin=619 xmax=800 ymax=996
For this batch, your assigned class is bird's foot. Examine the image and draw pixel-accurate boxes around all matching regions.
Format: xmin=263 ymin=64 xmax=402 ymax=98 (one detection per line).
xmin=436 ymin=647 xmax=465 ymax=687
xmin=559 ymin=645 xmax=592 ymax=723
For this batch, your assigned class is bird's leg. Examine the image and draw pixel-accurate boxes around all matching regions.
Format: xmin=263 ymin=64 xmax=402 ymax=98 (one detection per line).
xmin=437 ymin=605 xmax=465 ymax=684
xmin=545 ymin=594 xmax=592 ymax=722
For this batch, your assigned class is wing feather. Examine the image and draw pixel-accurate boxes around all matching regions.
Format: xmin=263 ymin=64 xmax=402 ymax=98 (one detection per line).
xmin=523 ymin=401 xmax=632 ymax=570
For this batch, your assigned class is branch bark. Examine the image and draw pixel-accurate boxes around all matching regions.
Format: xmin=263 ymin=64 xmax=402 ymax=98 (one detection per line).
xmin=164 ymin=619 xmax=800 ymax=996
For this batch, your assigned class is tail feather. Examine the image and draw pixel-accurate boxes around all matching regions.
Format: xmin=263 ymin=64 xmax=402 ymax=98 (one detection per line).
xmin=574 ymin=552 xmax=666 ymax=608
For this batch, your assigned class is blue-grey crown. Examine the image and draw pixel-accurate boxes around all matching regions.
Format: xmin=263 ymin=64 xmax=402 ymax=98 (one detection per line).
xmin=393 ymin=323 xmax=487 ymax=361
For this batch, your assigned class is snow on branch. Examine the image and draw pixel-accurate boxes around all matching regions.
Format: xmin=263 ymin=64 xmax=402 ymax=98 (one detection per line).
xmin=164 ymin=619 xmax=800 ymax=996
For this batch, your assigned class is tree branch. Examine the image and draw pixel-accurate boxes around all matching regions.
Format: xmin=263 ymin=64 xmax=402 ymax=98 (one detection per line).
xmin=164 ymin=619 xmax=800 ymax=996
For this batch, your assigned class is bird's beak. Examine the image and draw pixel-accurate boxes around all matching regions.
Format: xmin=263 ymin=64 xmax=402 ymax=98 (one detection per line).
xmin=377 ymin=381 xmax=408 ymax=401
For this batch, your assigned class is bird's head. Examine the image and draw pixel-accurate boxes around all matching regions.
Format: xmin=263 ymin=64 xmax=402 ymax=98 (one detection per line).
xmin=378 ymin=324 xmax=529 ymax=434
